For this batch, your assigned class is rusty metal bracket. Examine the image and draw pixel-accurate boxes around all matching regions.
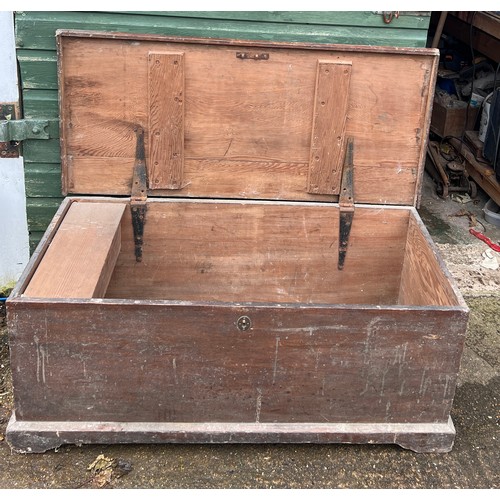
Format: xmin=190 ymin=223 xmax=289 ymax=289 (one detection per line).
xmin=382 ymin=11 xmax=400 ymax=24
xmin=0 ymin=104 xmax=19 ymax=158
xmin=338 ymin=137 xmax=355 ymax=270
xmin=236 ymin=52 xmax=269 ymax=61
xmin=130 ymin=127 xmax=148 ymax=262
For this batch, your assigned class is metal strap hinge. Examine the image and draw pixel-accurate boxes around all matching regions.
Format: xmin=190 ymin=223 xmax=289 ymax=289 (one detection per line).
xmin=338 ymin=137 xmax=355 ymax=270
xmin=130 ymin=127 xmax=148 ymax=262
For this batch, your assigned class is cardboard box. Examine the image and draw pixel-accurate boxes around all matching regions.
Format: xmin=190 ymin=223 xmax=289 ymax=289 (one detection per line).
xmin=430 ymin=99 xmax=480 ymax=138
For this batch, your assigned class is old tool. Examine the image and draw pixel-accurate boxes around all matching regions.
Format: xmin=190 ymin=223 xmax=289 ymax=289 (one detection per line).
xmin=426 ymin=141 xmax=477 ymax=199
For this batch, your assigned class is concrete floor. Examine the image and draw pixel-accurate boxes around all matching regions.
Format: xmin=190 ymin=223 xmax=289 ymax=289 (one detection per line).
xmin=0 ymin=172 xmax=499 ymax=489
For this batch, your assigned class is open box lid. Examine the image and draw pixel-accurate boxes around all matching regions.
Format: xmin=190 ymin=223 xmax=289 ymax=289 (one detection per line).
xmin=57 ymin=30 xmax=438 ymax=206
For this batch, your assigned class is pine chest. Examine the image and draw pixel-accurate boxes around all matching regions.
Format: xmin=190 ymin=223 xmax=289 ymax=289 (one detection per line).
xmin=7 ymin=31 xmax=468 ymax=453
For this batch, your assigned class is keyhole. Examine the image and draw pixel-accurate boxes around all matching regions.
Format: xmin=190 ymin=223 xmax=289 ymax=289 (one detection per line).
xmin=237 ymin=316 xmax=252 ymax=331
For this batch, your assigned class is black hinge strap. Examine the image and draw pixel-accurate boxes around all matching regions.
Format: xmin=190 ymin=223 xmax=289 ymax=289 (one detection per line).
xmin=130 ymin=127 xmax=148 ymax=262
xmin=338 ymin=137 xmax=355 ymax=270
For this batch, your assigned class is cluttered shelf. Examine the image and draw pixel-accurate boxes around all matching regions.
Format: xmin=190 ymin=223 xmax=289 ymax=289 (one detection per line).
xmin=443 ymin=11 xmax=500 ymax=63
xmin=426 ymin=11 xmax=500 ymax=218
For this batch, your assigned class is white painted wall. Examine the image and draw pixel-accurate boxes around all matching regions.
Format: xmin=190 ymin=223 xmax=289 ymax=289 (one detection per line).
xmin=0 ymin=11 xmax=30 ymax=286
xmin=0 ymin=159 xmax=30 ymax=284
xmin=0 ymin=12 xmax=19 ymax=103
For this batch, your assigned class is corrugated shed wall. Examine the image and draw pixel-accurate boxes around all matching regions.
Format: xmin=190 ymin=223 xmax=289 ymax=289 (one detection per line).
xmin=15 ymin=11 xmax=431 ymax=252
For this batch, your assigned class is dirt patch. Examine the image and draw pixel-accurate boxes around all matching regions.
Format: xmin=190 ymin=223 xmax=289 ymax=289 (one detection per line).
xmin=464 ymin=297 xmax=500 ymax=370
xmin=0 ymin=301 xmax=13 ymax=442
xmin=436 ymin=242 xmax=500 ymax=295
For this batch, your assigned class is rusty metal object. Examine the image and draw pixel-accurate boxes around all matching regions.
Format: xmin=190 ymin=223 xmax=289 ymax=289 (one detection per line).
xmin=382 ymin=11 xmax=400 ymax=24
xmin=130 ymin=127 xmax=148 ymax=262
xmin=0 ymin=104 xmax=19 ymax=158
xmin=426 ymin=141 xmax=477 ymax=199
xmin=338 ymin=137 xmax=354 ymax=270
xmin=236 ymin=52 xmax=269 ymax=61
xmin=426 ymin=141 xmax=450 ymax=198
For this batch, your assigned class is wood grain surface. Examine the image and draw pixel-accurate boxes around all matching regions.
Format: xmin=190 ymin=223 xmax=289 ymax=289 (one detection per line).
xmin=308 ymin=60 xmax=351 ymax=195
xmin=105 ymin=200 xmax=410 ymax=305
xmin=398 ymin=212 xmax=463 ymax=307
xmin=6 ymin=414 xmax=456 ymax=453
xmin=57 ymin=33 xmax=438 ymax=205
xmin=24 ymin=202 xmax=126 ymax=298
xmin=148 ymin=51 xmax=185 ymax=189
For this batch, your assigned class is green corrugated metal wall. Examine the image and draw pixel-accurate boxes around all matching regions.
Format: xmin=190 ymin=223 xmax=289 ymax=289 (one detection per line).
xmin=15 ymin=11 xmax=431 ymax=252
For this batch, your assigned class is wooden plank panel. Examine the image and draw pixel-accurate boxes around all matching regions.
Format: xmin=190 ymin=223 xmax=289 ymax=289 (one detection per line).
xmin=308 ymin=60 xmax=351 ymax=195
xmin=24 ymin=202 xmax=126 ymax=298
xmin=106 ymin=201 xmax=409 ymax=305
xmin=9 ymin=299 xmax=467 ymax=424
xmin=58 ymin=34 xmax=438 ymax=205
xmin=15 ymin=11 xmax=429 ymax=52
xmin=398 ymin=211 xmax=465 ymax=307
xmin=22 ymin=89 xmax=59 ymax=118
xmin=121 ymin=11 xmax=432 ymax=29
xmin=26 ymin=197 xmax=62 ymax=231
xmin=16 ymin=12 xmax=429 ymax=247
xmin=11 ymin=198 xmax=74 ymax=296
xmin=17 ymin=50 xmax=58 ymax=90
xmin=444 ymin=14 xmax=500 ymax=63
xmin=24 ymin=163 xmax=62 ymax=197
xmin=22 ymin=138 xmax=60 ymax=163
xmin=148 ymin=52 xmax=185 ymax=189
xmin=6 ymin=416 xmax=456 ymax=454
xmin=67 ymin=157 xmax=419 ymax=205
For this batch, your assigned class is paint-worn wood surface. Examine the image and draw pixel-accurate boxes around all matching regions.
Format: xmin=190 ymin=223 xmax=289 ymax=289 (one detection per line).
xmin=7 ymin=32 xmax=469 ymax=454
xmin=9 ymin=297 xmax=466 ymax=425
xmin=7 ymin=196 xmax=469 ymax=452
xmin=7 ymin=415 xmax=456 ymax=454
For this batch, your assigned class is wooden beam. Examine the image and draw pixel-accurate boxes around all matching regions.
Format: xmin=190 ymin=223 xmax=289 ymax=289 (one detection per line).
xmin=431 ymin=11 xmax=448 ymax=48
xmin=148 ymin=51 xmax=185 ymax=190
xmin=308 ymin=60 xmax=352 ymax=195
xmin=444 ymin=13 xmax=500 ymax=63
xmin=24 ymin=201 xmax=126 ymax=298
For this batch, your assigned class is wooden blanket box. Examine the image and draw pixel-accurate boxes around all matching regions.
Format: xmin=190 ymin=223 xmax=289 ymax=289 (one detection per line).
xmin=7 ymin=31 xmax=469 ymax=453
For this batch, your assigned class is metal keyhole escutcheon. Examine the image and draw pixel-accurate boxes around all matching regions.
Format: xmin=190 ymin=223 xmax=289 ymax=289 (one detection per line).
xmin=237 ymin=316 xmax=252 ymax=331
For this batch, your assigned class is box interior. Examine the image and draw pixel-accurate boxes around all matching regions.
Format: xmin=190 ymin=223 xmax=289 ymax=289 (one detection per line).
xmin=21 ymin=35 xmax=451 ymax=309
xmin=23 ymin=200 xmax=461 ymax=308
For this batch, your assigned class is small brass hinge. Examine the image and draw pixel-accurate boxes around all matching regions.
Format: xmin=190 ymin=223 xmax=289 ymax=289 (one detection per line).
xmin=130 ymin=127 xmax=148 ymax=262
xmin=338 ymin=137 xmax=355 ymax=270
